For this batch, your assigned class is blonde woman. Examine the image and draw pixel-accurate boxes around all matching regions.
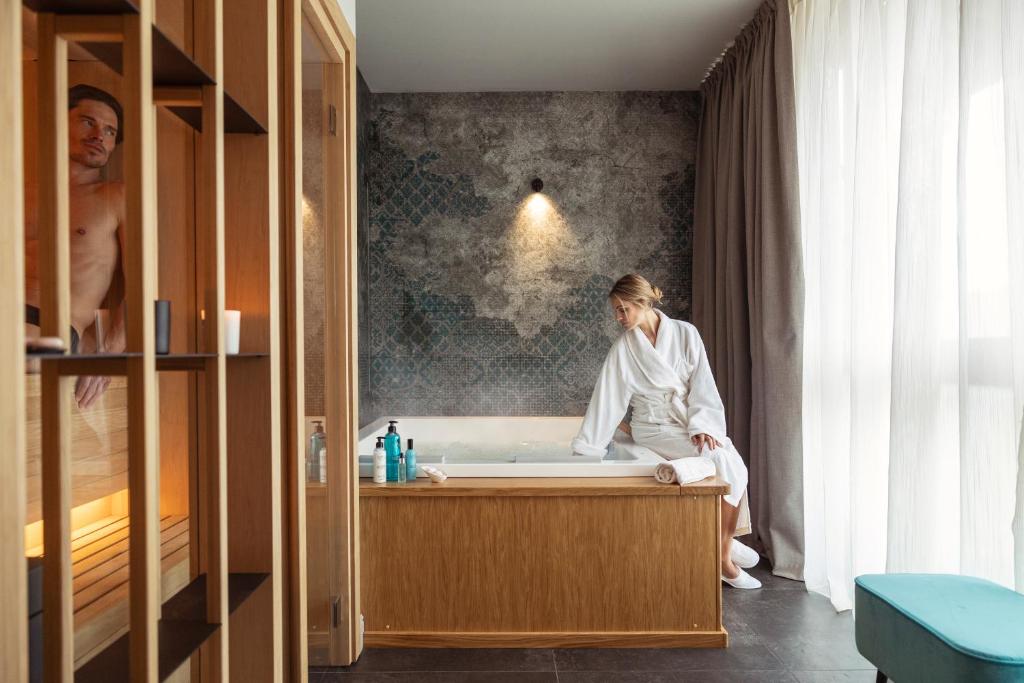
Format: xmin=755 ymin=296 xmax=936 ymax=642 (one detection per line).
xmin=572 ymin=274 xmax=761 ymax=589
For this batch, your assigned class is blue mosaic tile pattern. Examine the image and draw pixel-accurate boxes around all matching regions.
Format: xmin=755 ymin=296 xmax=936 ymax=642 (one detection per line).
xmin=359 ymin=91 xmax=699 ymax=420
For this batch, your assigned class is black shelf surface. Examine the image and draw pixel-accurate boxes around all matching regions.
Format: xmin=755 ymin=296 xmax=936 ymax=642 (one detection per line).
xmin=223 ymin=92 xmax=267 ymax=134
xmin=165 ymin=92 xmax=267 ymax=135
xmin=23 ymin=0 xmax=138 ymax=13
xmin=73 ymin=24 xmax=267 ymax=135
xmin=74 ymin=572 xmax=269 ymax=682
xmin=27 ymin=351 xmax=267 ymax=374
xmin=80 ymin=25 xmax=213 ymax=87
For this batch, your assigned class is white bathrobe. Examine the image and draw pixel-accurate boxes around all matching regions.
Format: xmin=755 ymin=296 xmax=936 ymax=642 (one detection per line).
xmin=572 ymin=310 xmax=751 ymax=534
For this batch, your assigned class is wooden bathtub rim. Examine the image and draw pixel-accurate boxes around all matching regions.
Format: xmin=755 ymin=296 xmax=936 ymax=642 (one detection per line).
xmin=364 ymin=630 xmax=729 ymax=648
xmin=359 ymin=476 xmax=730 ymax=497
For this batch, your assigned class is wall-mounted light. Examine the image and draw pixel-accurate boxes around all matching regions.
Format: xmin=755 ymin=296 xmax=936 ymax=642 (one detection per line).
xmin=531 ymin=177 xmax=544 ymax=193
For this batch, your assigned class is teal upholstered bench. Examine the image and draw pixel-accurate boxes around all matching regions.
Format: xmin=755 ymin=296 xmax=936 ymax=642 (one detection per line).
xmin=855 ymin=574 xmax=1024 ymax=683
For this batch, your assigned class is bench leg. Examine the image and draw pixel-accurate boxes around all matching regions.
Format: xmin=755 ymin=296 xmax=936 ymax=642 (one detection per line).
xmin=876 ymin=672 xmax=888 ymax=683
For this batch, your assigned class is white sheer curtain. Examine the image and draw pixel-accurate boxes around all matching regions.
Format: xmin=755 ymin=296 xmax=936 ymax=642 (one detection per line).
xmin=792 ymin=0 xmax=1024 ymax=611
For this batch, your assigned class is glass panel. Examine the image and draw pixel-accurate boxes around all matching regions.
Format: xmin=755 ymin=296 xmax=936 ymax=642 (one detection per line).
xmin=302 ymin=14 xmax=333 ymax=666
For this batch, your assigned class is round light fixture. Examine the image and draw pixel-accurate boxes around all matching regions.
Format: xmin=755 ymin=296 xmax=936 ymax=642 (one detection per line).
xmin=531 ymin=178 xmax=544 ymax=193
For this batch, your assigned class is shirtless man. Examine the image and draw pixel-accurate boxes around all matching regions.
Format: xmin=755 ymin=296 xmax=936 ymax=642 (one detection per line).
xmin=25 ymin=85 xmax=126 ymax=409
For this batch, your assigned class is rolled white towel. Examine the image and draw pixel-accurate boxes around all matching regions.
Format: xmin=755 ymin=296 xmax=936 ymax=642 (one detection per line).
xmin=419 ymin=465 xmax=448 ymax=483
xmin=654 ymin=456 xmax=716 ymax=485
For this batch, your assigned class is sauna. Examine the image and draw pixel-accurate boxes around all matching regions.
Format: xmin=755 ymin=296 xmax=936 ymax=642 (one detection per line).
xmin=2 ymin=0 xmax=360 ymax=680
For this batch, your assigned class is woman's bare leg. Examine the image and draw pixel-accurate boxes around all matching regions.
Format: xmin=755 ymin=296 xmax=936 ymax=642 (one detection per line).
xmin=721 ymin=499 xmax=740 ymax=578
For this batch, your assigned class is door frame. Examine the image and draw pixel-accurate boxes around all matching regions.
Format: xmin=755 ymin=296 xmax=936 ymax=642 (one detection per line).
xmin=281 ymin=0 xmax=360 ymax=674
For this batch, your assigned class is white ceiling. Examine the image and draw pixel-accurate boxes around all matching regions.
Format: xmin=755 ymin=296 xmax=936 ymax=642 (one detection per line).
xmin=358 ymin=0 xmax=762 ymax=93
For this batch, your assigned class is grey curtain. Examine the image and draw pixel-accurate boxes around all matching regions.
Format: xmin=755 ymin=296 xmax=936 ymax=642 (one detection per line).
xmin=692 ymin=0 xmax=805 ymax=580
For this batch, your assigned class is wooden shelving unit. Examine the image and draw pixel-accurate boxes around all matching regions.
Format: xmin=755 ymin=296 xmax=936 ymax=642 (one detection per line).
xmin=2 ymin=0 xmax=359 ymax=679
xmin=22 ymin=0 xmax=139 ymax=13
xmin=7 ymin=0 xmax=296 ymax=680
xmin=74 ymin=572 xmax=268 ymax=682
xmin=23 ymin=0 xmax=265 ymax=135
xmin=77 ymin=26 xmax=266 ymax=135
xmin=28 ymin=351 xmax=269 ymax=373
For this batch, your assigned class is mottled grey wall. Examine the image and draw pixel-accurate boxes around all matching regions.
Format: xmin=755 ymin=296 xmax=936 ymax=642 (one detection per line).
xmin=361 ymin=91 xmax=698 ymax=420
xmin=357 ymin=71 xmax=373 ymax=424
xmin=302 ymin=83 xmax=325 ymax=417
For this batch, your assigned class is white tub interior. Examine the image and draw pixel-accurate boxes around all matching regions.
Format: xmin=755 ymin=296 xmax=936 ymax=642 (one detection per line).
xmin=357 ymin=416 xmax=663 ymax=478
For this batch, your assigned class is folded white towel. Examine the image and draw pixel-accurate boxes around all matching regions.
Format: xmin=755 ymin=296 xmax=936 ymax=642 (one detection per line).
xmin=654 ymin=457 xmax=716 ymax=485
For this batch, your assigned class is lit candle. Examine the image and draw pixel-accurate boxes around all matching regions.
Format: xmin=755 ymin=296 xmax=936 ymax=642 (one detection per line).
xmin=224 ymin=310 xmax=241 ymax=354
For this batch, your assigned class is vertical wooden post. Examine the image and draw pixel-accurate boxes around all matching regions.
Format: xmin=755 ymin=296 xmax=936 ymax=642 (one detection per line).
xmin=278 ymin=0 xmax=308 ymax=679
xmin=224 ymin=0 xmax=283 ymax=675
xmin=195 ymin=0 xmax=229 ymax=679
xmin=323 ymin=11 xmax=360 ymax=664
xmin=266 ymin=0 xmax=285 ymax=677
xmin=322 ymin=61 xmax=348 ymax=666
xmin=122 ymin=3 xmax=160 ymax=681
xmin=1 ymin=0 xmax=28 ymax=680
xmin=342 ymin=30 xmax=362 ymax=663
xmin=37 ymin=13 xmax=74 ymax=683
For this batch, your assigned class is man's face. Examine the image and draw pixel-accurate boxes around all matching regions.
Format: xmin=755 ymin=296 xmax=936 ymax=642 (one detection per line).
xmin=68 ymin=99 xmax=118 ymax=169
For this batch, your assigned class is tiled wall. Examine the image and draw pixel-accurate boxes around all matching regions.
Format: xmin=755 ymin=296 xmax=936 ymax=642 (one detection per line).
xmin=357 ymin=71 xmax=372 ymax=422
xmin=359 ymin=90 xmax=699 ymax=422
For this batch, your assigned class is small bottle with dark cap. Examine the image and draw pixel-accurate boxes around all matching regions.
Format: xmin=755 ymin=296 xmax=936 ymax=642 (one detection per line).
xmin=405 ymin=438 xmax=417 ymax=481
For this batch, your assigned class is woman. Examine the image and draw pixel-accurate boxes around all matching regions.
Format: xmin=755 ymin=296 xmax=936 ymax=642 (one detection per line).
xmin=571 ymin=274 xmax=762 ymax=589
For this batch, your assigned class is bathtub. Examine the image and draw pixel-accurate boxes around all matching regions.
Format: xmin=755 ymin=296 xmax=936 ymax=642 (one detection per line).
xmin=357 ymin=416 xmax=663 ymax=478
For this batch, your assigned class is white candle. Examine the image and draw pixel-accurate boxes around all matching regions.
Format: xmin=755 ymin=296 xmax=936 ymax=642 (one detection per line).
xmin=224 ymin=310 xmax=241 ymax=354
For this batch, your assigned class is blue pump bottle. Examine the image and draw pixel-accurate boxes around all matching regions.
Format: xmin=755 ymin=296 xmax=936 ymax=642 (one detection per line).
xmin=384 ymin=421 xmax=401 ymax=482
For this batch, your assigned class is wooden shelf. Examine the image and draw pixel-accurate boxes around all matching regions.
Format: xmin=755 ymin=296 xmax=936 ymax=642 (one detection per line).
xmin=27 ymin=351 xmax=269 ymax=374
xmin=157 ymin=352 xmax=214 ymax=370
xmin=70 ymin=25 xmax=267 ymax=135
xmin=22 ymin=0 xmax=139 ymax=14
xmin=77 ymin=25 xmax=211 ymax=86
xmin=74 ymin=572 xmax=269 ymax=682
xmin=166 ymin=93 xmax=268 ymax=135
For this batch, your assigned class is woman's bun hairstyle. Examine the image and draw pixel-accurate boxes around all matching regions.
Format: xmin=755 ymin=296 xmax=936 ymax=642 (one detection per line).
xmin=609 ymin=274 xmax=664 ymax=308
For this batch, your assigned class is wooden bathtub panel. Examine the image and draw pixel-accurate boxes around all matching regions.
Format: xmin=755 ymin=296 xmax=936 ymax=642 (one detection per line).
xmin=361 ymin=491 xmax=721 ymax=641
xmin=365 ymin=630 xmax=728 ymax=649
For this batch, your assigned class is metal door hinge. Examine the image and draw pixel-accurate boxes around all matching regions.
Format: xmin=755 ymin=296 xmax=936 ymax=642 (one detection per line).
xmin=328 ymin=104 xmax=337 ymax=136
xmin=331 ymin=596 xmax=341 ymax=628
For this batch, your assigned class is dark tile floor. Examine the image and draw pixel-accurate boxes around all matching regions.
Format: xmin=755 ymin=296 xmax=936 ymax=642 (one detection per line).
xmin=311 ymin=561 xmax=877 ymax=683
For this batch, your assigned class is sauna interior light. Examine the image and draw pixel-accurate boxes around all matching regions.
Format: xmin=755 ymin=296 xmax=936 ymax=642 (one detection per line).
xmin=531 ymin=178 xmax=544 ymax=193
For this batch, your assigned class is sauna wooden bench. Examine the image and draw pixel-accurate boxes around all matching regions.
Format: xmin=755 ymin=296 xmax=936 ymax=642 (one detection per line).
xmin=26 ymin=514 xmax=190 ymax=668
xmin=359 ymin=476 xmax=731 ymax=649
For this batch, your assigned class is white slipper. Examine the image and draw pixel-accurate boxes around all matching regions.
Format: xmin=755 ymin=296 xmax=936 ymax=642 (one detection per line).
xmin=722 ymin=567 xmax=762 ymax=590
xmin=730 ymin=539 xmax=760 ymax=569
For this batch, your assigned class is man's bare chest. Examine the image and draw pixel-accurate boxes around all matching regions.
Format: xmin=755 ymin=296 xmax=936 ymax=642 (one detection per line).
xmin=68 ymin=193 xmax=119 ymax=247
